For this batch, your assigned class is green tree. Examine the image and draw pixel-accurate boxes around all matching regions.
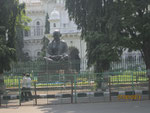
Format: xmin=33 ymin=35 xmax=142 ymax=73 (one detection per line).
xmin=117 ymin=0 xmax=150 ymax=98
xmin=16 ymin=10 xmax=31 ymax=61
xmin=41 ymin=36 xmax=49 ymax=57
xmin=69 ymin=46 xmax=80 ymax=72
xmin=0 ymin=0 xmax=26 ymax=74
xmin=40 ymin=13 xmax=50 ymax=57
xmin=66 ymin=0 xmax=123 ymax=73
xmin=45 ymin=13 xmax=50 ymax=34
xmin=118 ymin=0 xmax=150 ymax=70
xmin=16 ymin=27 xmax=24 ymax=61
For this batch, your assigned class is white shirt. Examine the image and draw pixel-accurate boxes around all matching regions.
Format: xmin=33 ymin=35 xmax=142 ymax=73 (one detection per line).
xmin=22 ymin=76 xmax=27 ymax=88
xmin=26 ymin=77 xmax=32 ymax=88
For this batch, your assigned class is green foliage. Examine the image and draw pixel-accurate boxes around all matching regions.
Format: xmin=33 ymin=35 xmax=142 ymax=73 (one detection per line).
xmin=0 ymin=0 xmax=27 ymax=73
xmin=69 ymin=46 xmax=80 ymax=72
xmin=16 ymin=14 xmax=31 ymax=61
xmin=15 ymin=2 xmax=31 ymax=62
xmin=69 ymin=46 xmax=80 ymax=60
xmin=15 ymin=26 xmax=24 ymax=61
xmin=40 ymin=13 xmax=50 ymax=58
xmin=45 ymin=13 xmax=50 ymax=34
xmin=66 ymin=0 xmax=150 ymax=72
xmin=41 ymin=36 xmax=50 ymax=57
xmin=85 ymin=31 xmax=122 ymax=71
xmin=117 ymin=0 xmax=150 ymax=70
xmin=66 ymin=0 xmax=123 ymax=72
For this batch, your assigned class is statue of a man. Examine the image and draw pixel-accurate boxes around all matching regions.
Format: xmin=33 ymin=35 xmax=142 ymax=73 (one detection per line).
xmin=46 ymin=30 xmax=69 ymax=61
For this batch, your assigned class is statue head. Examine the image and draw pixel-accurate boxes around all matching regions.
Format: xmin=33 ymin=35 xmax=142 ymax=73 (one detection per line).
xmin=53 ymin=30 xmax=61 ymax=41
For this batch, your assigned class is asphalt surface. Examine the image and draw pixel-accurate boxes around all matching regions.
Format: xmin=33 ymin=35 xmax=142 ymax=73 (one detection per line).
xmin=0 ymin=100 xmax=150 ymax=113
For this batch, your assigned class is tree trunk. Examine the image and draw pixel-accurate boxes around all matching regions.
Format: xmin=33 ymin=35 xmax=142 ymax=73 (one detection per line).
xmin=0 ymin=73 xmax=4 ymax=92
xmin=142 ymin=41 xmax=150 ymax=100
xmin=94 ymin=60 xmax=110 ymax=90
xmin=0 ymin=73 xmax=4 ymax=106
xmin=94 ymin=60 xmax=110 ymax=73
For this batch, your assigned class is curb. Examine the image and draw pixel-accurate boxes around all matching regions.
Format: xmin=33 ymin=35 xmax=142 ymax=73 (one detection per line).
xmin=1 ymin=90 xmax=149 ymax=100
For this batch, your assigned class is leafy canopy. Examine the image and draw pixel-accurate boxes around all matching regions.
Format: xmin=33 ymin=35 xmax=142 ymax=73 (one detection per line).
xmin=66 ymin=0 xmax=123 ymax=72
xmin=0 ymin=0 xmax=28 ymax=73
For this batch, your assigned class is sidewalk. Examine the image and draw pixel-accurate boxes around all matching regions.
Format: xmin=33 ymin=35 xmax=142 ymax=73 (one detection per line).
xmin=0 ymin=100 xmax=150 ymax=113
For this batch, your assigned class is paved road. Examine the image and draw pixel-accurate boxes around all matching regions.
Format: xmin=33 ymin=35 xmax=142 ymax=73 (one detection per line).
xmin=0 ymin=100 xmax=150 ymax=113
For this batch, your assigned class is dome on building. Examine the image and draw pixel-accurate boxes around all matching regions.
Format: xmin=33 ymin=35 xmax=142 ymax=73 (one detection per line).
xmin=50 ymin=9 xmax=60 ymax=21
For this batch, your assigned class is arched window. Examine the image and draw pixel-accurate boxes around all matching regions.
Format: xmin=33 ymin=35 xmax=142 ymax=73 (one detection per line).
xmin=36 ymin=21 xmax=40 ymax=36
xmin=34 ymin=21 xmax=43 ymax=36
xmin=36 ymin=21 xmax=40 ymax=25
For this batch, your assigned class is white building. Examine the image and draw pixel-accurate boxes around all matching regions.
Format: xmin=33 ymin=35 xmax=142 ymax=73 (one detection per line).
xmin=20 ymin=0 xmax=87 ymax=71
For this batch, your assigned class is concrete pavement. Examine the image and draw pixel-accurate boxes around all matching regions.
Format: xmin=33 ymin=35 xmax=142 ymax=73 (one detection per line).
xmin=0 ymin=100 xmax=150 ymax=113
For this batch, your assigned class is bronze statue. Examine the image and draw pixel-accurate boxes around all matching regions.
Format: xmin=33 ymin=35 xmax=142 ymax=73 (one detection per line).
xmin=45 ymin=30 xmax=69 ymax=62
xmin=43 ymin=30 xmax=80 ymax=73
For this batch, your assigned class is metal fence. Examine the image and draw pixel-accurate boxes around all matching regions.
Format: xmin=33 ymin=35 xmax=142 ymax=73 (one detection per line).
xmin=4 ymin=58 xmax=145 ymax=74
xmin=0 ymin=71 xmax=149 ymax=107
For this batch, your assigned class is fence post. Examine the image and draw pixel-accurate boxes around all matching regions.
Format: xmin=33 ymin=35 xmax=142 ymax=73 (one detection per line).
xmin=71 ymin=76 xmax=73 ymax=104
xmin=18 ymin=78 xmax=21 ymax=106
xmin=0 ymin=74 xmax=4 ymax=107
xmin=108 ymin=77 xmax=111 ymax=102
xmin=131 ymin=72 xmax=134 ymax=95
xmin=74 ymin=75 xmax=77 ymax=103
xmin=0 ymin=94 xmax=1 ymax=107
xmin=34 ymin=81 xmax=37 ymax=105
xmin=146 ymin=70 xmax=150 ymax=100
xmin=47 ymin=73 xmax=48 ymax=104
